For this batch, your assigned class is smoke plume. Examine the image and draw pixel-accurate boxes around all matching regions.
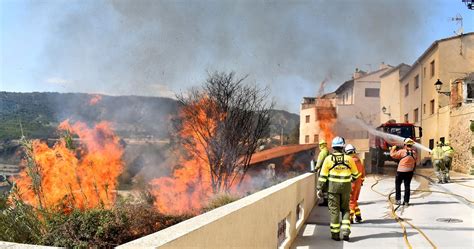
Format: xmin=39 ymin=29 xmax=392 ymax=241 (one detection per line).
xmin=35 ymin=0 xmax=436 ymax=112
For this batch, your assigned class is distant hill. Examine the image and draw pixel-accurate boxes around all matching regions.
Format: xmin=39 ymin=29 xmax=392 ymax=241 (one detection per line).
xmin=0 ymin=92 xmax=299 ymax=141
xmin=0 ymin=92 xmax=179 ymax=140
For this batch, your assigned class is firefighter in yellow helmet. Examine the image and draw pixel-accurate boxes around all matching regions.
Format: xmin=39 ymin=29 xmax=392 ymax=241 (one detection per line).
xmin=442 ymin=141 xmax=454 ymax=183
xmin=317 ymin=136 xmax=360 ymax=241
xmin=431 ymin=141 xmax=447 ymax=183
xmin=315 ymin=139 xmax=330 ymax=206
xmin=390 ymin=137 xmax=417 ymax=205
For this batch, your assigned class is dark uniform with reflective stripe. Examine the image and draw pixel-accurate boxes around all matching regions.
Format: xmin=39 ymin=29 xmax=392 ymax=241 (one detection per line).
xmin=318 ymin=152 xmax=360 ymax=238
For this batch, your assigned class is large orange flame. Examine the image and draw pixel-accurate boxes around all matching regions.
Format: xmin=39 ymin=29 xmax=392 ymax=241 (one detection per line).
xmin=149 ymin=98 xmax=216 ymax=214
xmin=13 ymin=120 xmax=124 ymax=211
xmin=316 ymin=98 xmax=337 ymax=144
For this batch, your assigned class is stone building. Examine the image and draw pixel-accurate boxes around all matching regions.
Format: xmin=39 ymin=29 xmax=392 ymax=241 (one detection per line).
xmin=379 ymin=33 xmax=474 ymax=173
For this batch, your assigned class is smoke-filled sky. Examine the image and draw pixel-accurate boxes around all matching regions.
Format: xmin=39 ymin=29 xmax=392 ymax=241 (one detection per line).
xmin=1 ymin=0 xmax=473 ymax=113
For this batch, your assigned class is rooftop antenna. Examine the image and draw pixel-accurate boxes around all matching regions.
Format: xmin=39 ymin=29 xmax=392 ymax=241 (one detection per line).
xmin=450 ymin=14 xmax=464 ymax=55
xmin=451 ymin=14 xmax=463 ymax=35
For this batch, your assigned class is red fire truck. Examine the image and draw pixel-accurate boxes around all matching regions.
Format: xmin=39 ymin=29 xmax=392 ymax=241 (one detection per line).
xmin=369 ymin=120 xmax=422 ymax=168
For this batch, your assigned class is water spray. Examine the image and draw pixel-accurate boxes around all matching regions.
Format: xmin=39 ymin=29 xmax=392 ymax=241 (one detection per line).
xmin=348 ymin=118 xmax=432 ymax=153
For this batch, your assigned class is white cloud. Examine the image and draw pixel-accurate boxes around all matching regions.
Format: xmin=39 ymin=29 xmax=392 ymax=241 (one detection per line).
xmin=45 ymin=77 xmax=71 ymax=85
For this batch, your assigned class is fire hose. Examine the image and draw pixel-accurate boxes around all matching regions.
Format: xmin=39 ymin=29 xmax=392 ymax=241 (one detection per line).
xmin=370 ymin=172 xmax=474 ymax=249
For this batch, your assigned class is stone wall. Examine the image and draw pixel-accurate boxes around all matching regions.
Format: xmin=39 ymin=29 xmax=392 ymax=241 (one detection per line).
xmin=449 ymin=103 xmax=474 ymax=174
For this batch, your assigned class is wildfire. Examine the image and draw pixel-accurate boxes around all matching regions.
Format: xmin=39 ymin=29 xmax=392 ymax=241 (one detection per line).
xmin=315 ymin=78 xmax=337 ymax=145
xmin=13 ymin=120 xmax=124 ymax=211
xmin=89 ymin=94 xmax=102 ymax=105
xmin=316 ymin=97 xmax=337 ymax=144
xmin=149 ymin=98 xmax=216 ymax=214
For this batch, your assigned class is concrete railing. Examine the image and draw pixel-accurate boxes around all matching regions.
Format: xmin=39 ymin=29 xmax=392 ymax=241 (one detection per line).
xmin=118 ymin=173 xmax=316 ymax=249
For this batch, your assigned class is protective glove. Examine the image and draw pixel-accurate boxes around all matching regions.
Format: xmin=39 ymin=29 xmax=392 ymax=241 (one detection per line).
xmin=390 ymin=145 xmax=397 ymax=151
xmin=317 ymin=189 xmax=323 ymax=199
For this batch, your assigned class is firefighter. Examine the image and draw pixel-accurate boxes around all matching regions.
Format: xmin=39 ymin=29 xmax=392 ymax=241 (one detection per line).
xmin=344 ymin=144 xmax=365 ymax=224
xmin=442 ymin=141 xmax=454 ymax=183
xmin=317 ymin=136 xmax=360 ymax=241
xmin=315 ymin=139 xmax=330 ymax=206
xmin=431 ymin=141 xmax=447 ymax=184
xmin=390 ymin=138 xmax=417 ymax=206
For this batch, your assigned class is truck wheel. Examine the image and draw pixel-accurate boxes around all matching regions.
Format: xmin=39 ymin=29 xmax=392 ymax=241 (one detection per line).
xmin=376 ymin=149 xmax=385 ymax=168
xmin=369 ymin=148 xmax=377 ymax=167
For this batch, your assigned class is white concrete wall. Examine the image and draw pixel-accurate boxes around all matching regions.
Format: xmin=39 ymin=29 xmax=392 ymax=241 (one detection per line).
xmin=118 ymin=173 xmax=316 ymax=249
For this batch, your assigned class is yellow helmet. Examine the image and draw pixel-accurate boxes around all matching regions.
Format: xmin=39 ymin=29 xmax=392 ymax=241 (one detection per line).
xmin=319 ymin=139 xmax=327 ymax=145
xmin=404 ymin=138 xmax=415 ymax=145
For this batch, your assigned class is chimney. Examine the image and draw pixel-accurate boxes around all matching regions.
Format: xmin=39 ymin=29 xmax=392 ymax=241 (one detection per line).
xmin=353 ymin=68 xmax=366 ymax=79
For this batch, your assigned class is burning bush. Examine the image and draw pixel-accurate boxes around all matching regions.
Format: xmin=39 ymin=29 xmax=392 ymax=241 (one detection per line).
xmin=150 ymin=71 xmax=272 ymax=214
xmin=12 ymin=120 xmax=124 ymax=211
xmin=0 ymin=121 xmax=191 ymax=247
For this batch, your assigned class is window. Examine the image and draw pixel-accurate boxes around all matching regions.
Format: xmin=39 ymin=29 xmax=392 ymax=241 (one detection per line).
xmin=314 ymin=135 xmax=318 ymax=143
xmin=440 ymin=137 xmax=445 ymax=144
xmin=405 ymin=83 xmax=409 ymax=96
xmin=414 ymin=108 xmax=419 ymax=123
xmin=423 ymin=104 xmax=426 ymax=114
xmin=305 ymin=115 xmax=310 ymax=123
xmin=423 ymin=67 xmax=426 ymax=78
xmin=430 ymin=99 xmax=435 ymax=114
xmin=430 ymin=60 xmax=435 ymax=78
xmin=305 ymin=135 xmax=309 ymax=144
xmin=414 ymin=75 xmax=419 ymax=89
xmin=467 ymin=81 xmax=474 ymax=100
xmin=385 ymin=127 xmax=413 ymax=138
xmin=429 ymin=139 xmax=434 ymax=150
xmin=365 ymin=88 xmax=379 ymax=97
xmin=404 ymin=113 xmax=409 ymax=123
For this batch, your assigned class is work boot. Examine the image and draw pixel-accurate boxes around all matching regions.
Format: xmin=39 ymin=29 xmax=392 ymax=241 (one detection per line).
xmin=318 ymin=198 xmax=328 ymax=206
xmin=438 ymin=179 xmax=444 ymax=184
xmin=331 ymin=233 xmax=340 ymax=241
xmin=445 ymin=175 xmax=451 ymax=183
xmin=355 ymin=215 xmax=363 ymax=223
xmin=342 ymin=234 xmax=350 ymax=241
xmin=395 ymin=200 xmax=401 ymax=205
xmin=403 ymin=202 xmax=409 ymax=207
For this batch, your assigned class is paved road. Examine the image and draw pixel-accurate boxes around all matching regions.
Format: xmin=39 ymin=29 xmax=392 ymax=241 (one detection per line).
xmin=291 ymin=169 xmax=474 ymax=249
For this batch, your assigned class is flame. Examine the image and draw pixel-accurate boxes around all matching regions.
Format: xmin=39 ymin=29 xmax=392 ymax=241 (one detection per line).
xmin=316 ymin=98 xmax=337 ymax=144
xmin=149 ymin=98 xmax=216 ymax=214
xmin=13 ymin=120 xmax=124 ymax=211
xmin=150 ymin=97 xmax=253 ymax=214
xmin=89 ymin=94 xmax=102 ymax=105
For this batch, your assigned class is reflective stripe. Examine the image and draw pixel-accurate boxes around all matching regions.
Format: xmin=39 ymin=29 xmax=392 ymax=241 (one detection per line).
xmin=318 ymin=177 xmax=327 ymax=182
xmin=341 ymin=224 xmax=350 ymax=230
xmin=331 ymin=228 xmax=340 ymax=233
xmin=330 ymin=223 xmax=341 ymax=228
xmin=342 ymin=220 xmax=351 ymax=224
xmin=352 ymin=173 xmax=361 ymax=178
xmin=328 ymin=174 xmax=351 ymax=179
xmin=355 ymin=211 xmax=361 ymax=215
xmin=328 ymin=177 xmax=352 ymax=183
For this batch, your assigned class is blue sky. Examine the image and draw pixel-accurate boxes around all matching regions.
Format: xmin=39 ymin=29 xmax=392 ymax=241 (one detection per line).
xmin=1 ymin=0 xmax=473 ymax=113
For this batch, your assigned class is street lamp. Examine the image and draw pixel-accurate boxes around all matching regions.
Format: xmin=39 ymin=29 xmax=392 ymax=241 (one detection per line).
xmin=381 ymin=106 xmax=391 ymax=117
xmin=434 ymin=79 xmax=451 ymax=96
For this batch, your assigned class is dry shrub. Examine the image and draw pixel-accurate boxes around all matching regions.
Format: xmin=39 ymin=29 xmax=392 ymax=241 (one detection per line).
xmin=201 ymin=193 xmax=240 ymax=213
